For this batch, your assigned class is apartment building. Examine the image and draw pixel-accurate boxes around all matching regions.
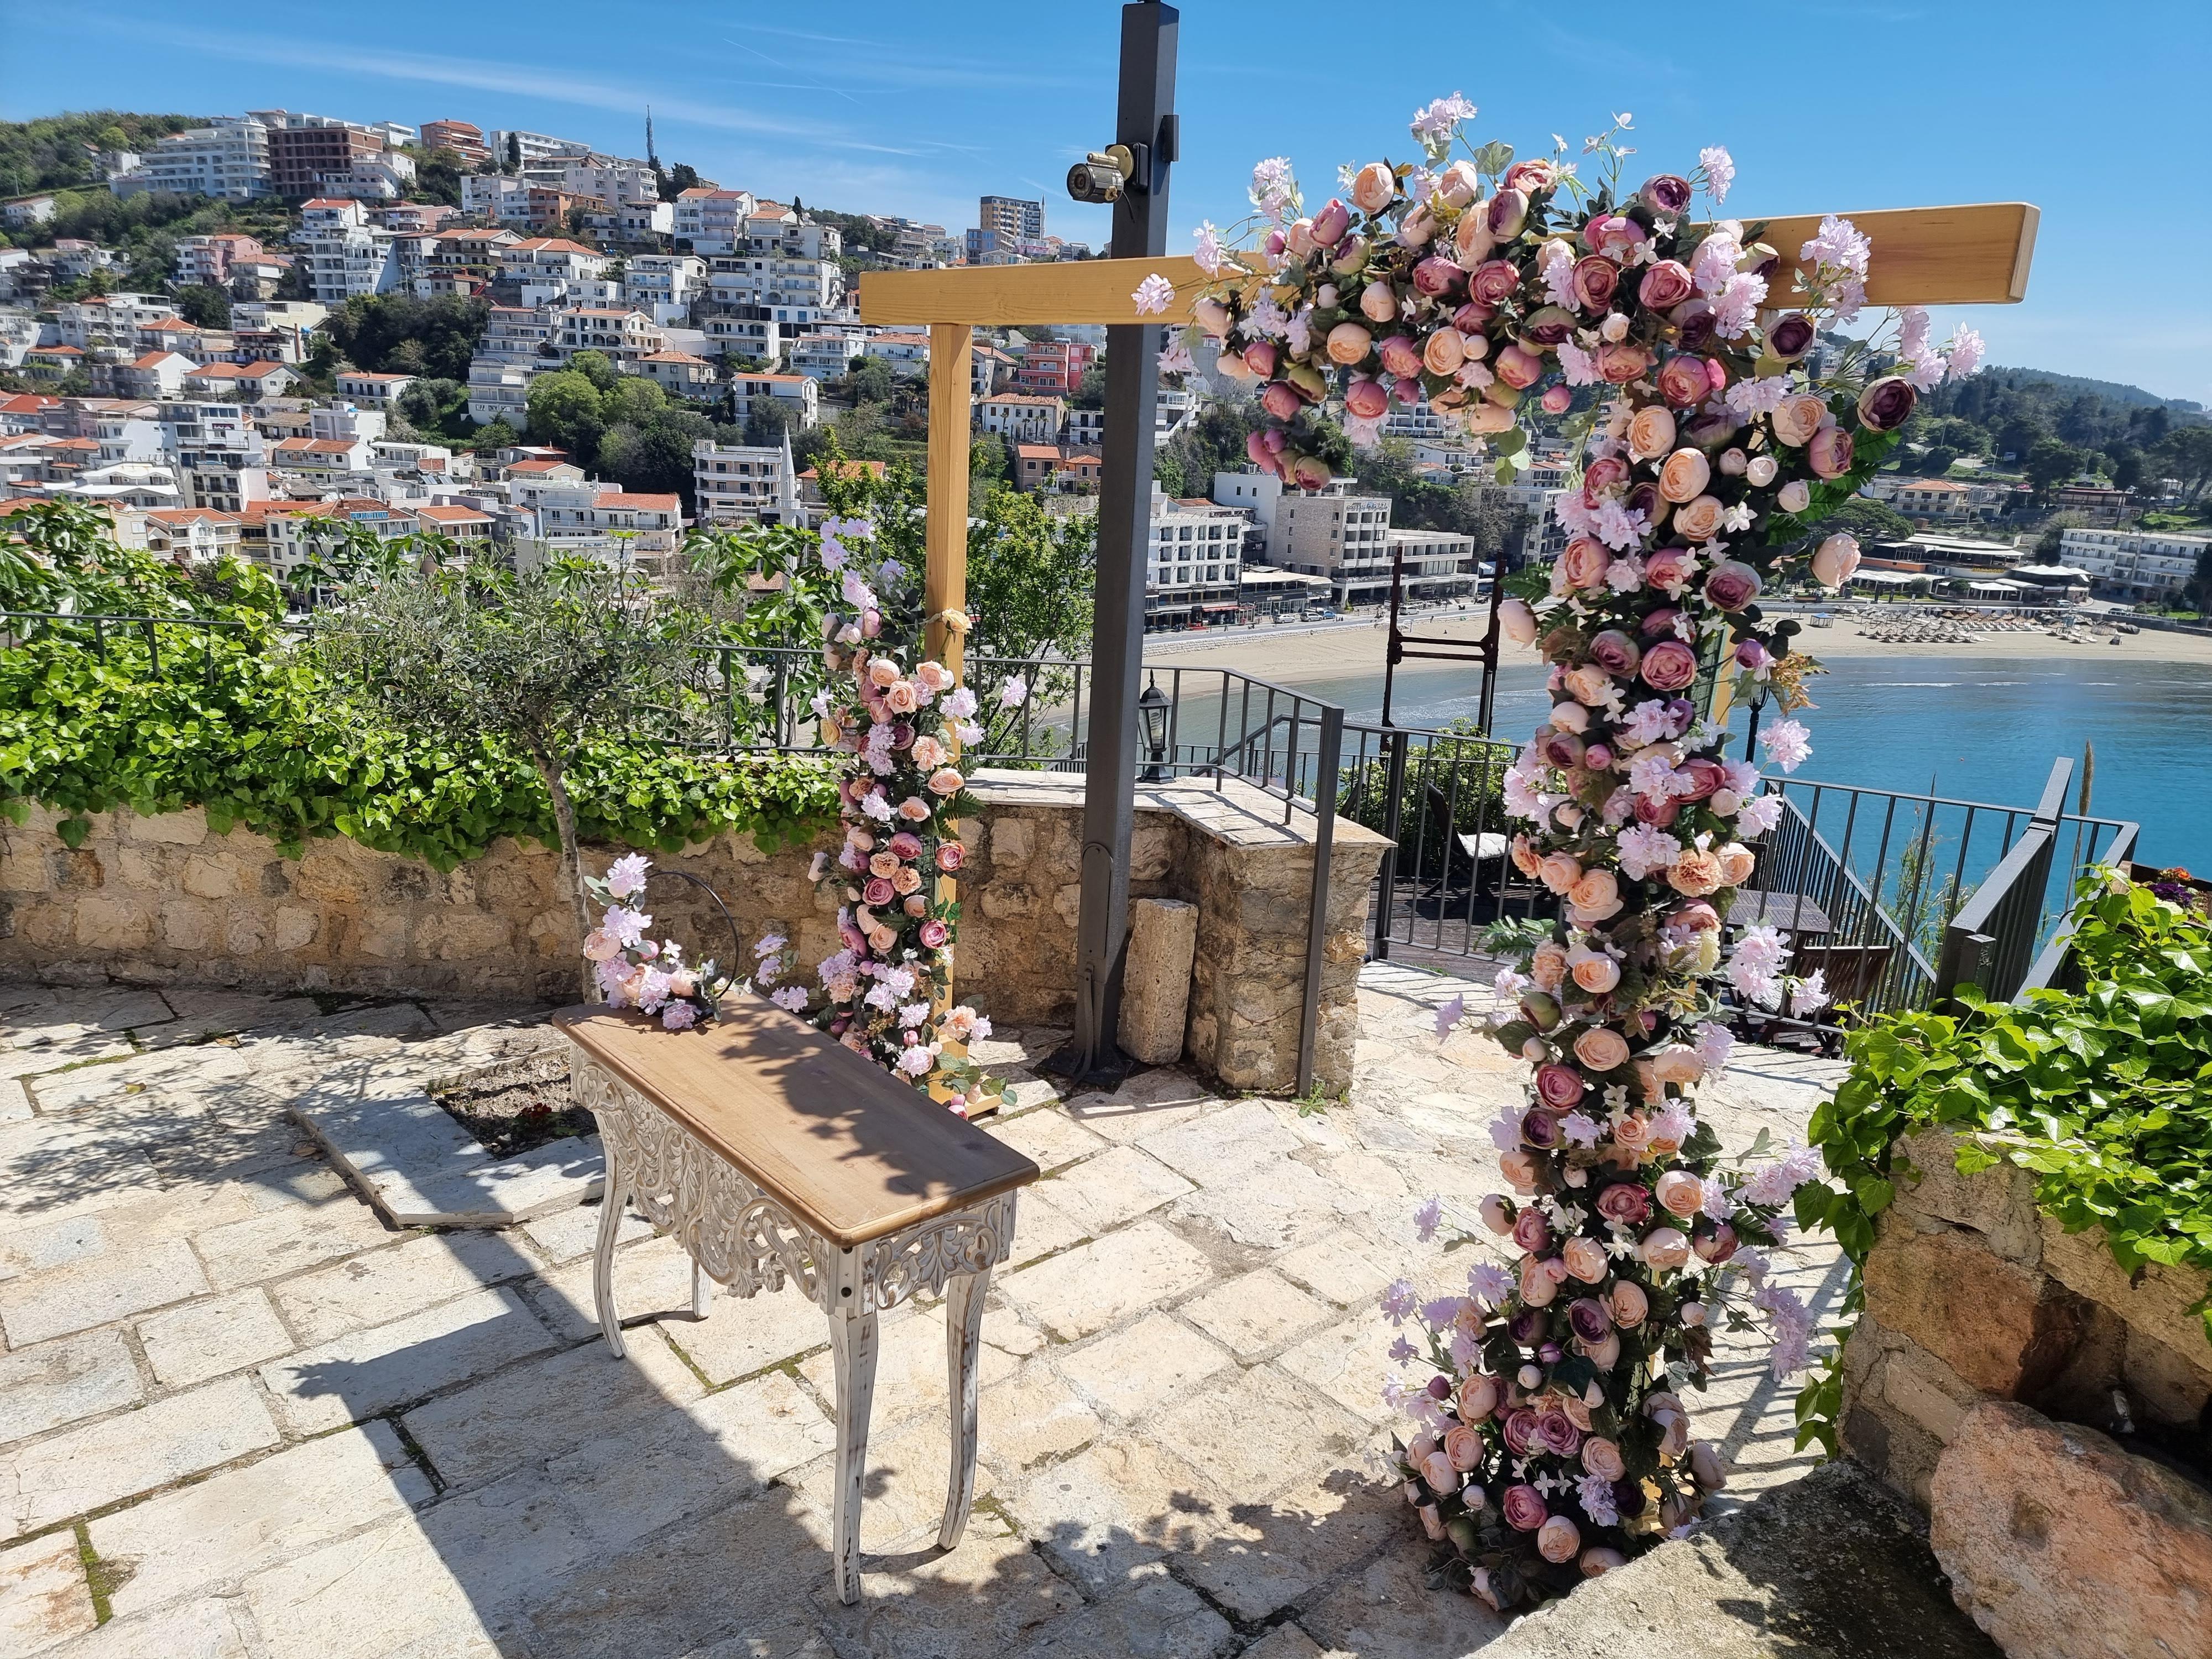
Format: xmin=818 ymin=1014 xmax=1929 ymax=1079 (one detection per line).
xmin=674 ymin=188 xmax=759 ymax=254
xmin=637 ymin=349 xmax=717 ymax=395
xmin=155 ymin=399 xmax=268 ymax=513
xmin=728 ymin=372 xmax=818 ymax=430
xmin=491 ymin=131 xmax=596 ymax=167
xmin=142 ymin=507 xmax=246 ymax=564
xmin=1017 ymin=340 xmax=1095 ymax=397
xmin=622 ymin=253 xmax=707 ymax=324
xmin=789 ymin=333 xmax=864 ymax=382
xmin=1013 ymin=443 xmax=1103 ymax=494
xmin=523 ymin=482 xmax=684 ymax=569
xmin=697 ymin=309 xmax=785 ymax=365
xmin=1145 ymin=486 xmax=1250 ymax=627
xmin=692 ymin=439 xmax=799 ymax=525
xmin=552 ymin=309 xmax=665 ymax=368
xmin=975 ymin=392 xmax=1065 ymax=444
xmin=100 ymin=351 xmax=196 ymax=401
xmin=2 ymin=195 xmax=55 ymax=229
xmin=1385 ymin=527 xmax=1481 ymax=599
xmin=256 ymin=112 xmax=398 ymax=201
xmin=978 ymin=196 xmax=1044 ymax=242
xmin=108 ymin=117 xmax=272 ymax=200
xmin=2060 ymin=526 xmax=2211 ymax=602
xmin=397 ymin=226 xmax=518 ymax=297
xmin=174 ymin=234 xmax=267 ymax=288
xmin=1272 ymin=479 xmax=1395 ymax=606
xmin=862 ymin=333 xmax=931 ymax=371
xmin=334 ymin=371 xmax=415 ymax=408
xmin=420 ymin=119 xmax=490 ymax=163
xmin=296 ymin=200 xmax=400 ymax=303
xmin=498 ymin=238 xmax=612 ymax=289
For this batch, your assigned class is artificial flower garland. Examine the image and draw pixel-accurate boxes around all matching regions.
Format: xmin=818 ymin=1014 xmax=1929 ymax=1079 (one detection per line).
xmin=1169 ymin=100 xmax=1984 ymax=1609
xmin=803 ymin=515 xmax=1009 ymax=1116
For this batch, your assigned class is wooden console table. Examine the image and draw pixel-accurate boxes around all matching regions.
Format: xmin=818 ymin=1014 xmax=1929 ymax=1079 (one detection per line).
xmin=554 ymin=1001 xmax=1040 ymax=1603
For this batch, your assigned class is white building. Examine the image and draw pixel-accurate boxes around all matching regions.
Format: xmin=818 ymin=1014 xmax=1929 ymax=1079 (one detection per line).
xmin=623 ymin=254 xmax=707 ymax=325
xmin=296 ymin=200 xmax=399 ymax=304
xmin=156 ymin=399 xmax=268 ymax=514
xmin=1145 ymin=486 xmax=1251 ymax=627
xmin=673 ymin=188 xmax=759 ymax=254
xmin=552 ymin=309 xmax=665 ymax=369
xmin=789 ymin=332 xmax=864 ymax=382
xmin=1385 ymin=527 xmax=1480 ymax=600
xmin=701 ymin=206 xmax=844 ymax=325
xmin=699 ymin=310 xmax=786 ymax=366
xmin=977 ymin=393 xmax=1064 ymax=445
xmin=728 ymin=372 xmax=818 ymax=431
xmin=1272 ymin=479 xmax=1395 ymax=606
xmin=522 ymin=482 xmax=685 ymax=570
xmin=2060 ymin=526 xmax=2211 ymax=603
xmin=498 ymin=238 xmax=612 ymax=289
xmin=489 ymin=130 xmax=596 ymax=166
xmin=109 ymin=117 xmax=272 ymax=200
xmin=862 ymin=332 xmax=930 ymax=371
xmin=693 ymin=437 xmax=800 ymax=525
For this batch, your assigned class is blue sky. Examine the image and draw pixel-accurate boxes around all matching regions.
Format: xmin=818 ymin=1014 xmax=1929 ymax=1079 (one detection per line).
xmin=7 ymin=1 xmax=2209 ymax=404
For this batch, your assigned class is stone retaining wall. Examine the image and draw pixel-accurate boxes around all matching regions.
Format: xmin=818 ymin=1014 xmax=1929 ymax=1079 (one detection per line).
xmin=1842 ymin=1128 xmax=2212 ymax=1658
xmin=0 ymin=770 xmax=1388 ymax=1093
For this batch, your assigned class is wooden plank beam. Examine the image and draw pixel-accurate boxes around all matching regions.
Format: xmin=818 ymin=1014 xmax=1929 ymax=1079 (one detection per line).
xmin=857 ymin=202 xmax=2038 ymax=325
xmin=924 ymin=324 xmax=973 ymax=1081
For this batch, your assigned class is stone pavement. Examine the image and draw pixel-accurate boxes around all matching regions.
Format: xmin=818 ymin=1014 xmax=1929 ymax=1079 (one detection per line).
xmin=0 ymin=966 xmax=1851 ymax=1659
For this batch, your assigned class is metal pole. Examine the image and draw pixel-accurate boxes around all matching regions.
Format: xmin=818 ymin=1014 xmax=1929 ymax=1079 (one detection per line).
xmin=1052 ymin=0 xmax=1178 ymax=1088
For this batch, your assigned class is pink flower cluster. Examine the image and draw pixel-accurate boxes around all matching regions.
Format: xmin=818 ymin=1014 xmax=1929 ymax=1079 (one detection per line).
xmin=581 ymin=854 xmax=724 ymax=1032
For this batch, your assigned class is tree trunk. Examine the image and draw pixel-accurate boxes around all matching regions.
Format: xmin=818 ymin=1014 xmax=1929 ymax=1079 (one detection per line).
xmin=538 ymin=752 xmax=597 ymax=1003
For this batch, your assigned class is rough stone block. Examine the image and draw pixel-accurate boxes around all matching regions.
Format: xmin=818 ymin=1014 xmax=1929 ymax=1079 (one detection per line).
xmin=1181 ymin=1267 xmax=1334 ymax=1357
xmin=181 ymin=855 xmax=240 ymax=900
xmin=1893 ymin=1128 xmax=2042 ymax=1263
xmin=1931 ymin=1400 xmax=2212 ymax=1659
xmin=1054 ymin=1311 xmax=1232 ymax=1421
xmin=1861 ymin=1222 xmax=2080 ymax=1397
xmin=2038 ymin=1215 xmax=2212 ymax=1369
xmin=160 ymin=900 xmax=220 ymax=953
xmin=73 ymin=895 xmax=155 ymax=952
xmin=135 ymin=1287 xmax=295 ymax=1389
xmin=127 ymin=808 xmax=207 ymax=847
xmin=0 ymin=1235 xmax=210 ymax=1347
xmin=1118 ymin=898 xmax=1198 ymax=1066
xmin=997 ymin=1220 xmax=1217 ymax=1344
xmin=0 ymin=1328 xmax=144 ymax=1444
xmin=1036 ymin=1144 xmax=1193 ymax=1237
xmin=1149 ymin=1364 xmax=1368 ymax=1501
xmin=0 ymin=1528 xmax=95 ymax=1653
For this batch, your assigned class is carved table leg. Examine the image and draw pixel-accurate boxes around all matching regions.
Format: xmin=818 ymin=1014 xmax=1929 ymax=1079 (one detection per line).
xmin=829 ymin=1301 xmax=879 ymax=1605
xmin=939 ymin=1266 xmax=990 ymax=1550
xmin=592 ymin=1142 xmax=629 ymax=1360
xmin=691 ymin=1260 xmax=713 ymax=1319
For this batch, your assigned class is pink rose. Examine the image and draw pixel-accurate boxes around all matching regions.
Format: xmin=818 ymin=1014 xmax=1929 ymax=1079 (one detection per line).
xmin=1676 ymin=758 xmax=1726 ymax=801
xmin=1559 ymin=536 xmax=1610 ymax=590
xmin=1638 ymin=260 xmax=1694 ymax=310
xmin=1511 ymin=1208 xmax=1553 ymax=1253
xmin=1812 ymin=531 xmax=1861 ymax=588
xmin=1260 ymin=381 xmax=1303 ymax=423
xmin=935 ymin=842 xmax=964 ymax=872
xmin=1412 ymin=255 xmax=1463 ymax=298
xmin=1485 ymin=187 xmax=1528 ymax=239
xmin=1537 ymin=1408 xmax=1584 ymax=1457
xmin=1501 ymin=1484 xmax=1550 ymax=1532
xmin=1656 ymin=355 xmax=1712 ymax=409
xmin=1571 ymin=255 xmax=1619 ymax=312
xmin=1598 ymin=341 xmax=1649 ymax=383
xmin=1542 ymin=384 xmax=1573 ymax=413
xmin=918 ymin=919 xmax=950 ymax=949
xmin=862 ymin=877 xmax=895 ymax=906
xmin=1535 ymin=1063 xmax=1586 ymax=1109
xmin=1311 ymin=198 xmax=1352 ymax=248
xmin=1503 ymin=159 xmax=1558 ymax=194
xmin=1241 ymin=341 xmax=1279 ymax=379
xmin=1468 ymin=259 xmax=1520 ymax=306
xmin=1585 ymin=629 xmax=1641 ymax=679
xmin=1344 ymin=378 xmax=1390 ymax=419
xmin=1694 ymin=1222 xmax=1740 ymax=1263
xmin=1640 ymin=639 xmax=1698 ymax=692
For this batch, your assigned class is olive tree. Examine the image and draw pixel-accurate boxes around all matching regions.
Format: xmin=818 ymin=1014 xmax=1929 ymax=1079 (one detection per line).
xmin=317 ymin=551 xmax=725 ymax=995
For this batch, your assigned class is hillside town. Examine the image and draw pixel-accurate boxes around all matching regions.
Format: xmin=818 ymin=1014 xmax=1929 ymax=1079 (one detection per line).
xmin=1 ymin=105 xmax=2207 ymax=625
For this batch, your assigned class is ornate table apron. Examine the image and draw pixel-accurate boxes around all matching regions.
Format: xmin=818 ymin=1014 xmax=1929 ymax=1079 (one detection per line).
xmin=570 ymin=1051 xmax=1019 ymax=1603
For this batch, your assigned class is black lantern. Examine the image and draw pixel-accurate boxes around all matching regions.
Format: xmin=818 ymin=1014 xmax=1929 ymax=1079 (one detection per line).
xmin=1138 ymin=676 xmax=1170 ymax=781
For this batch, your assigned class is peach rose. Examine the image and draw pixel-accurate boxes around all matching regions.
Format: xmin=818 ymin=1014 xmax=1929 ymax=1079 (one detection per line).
xmin=869 ymin=852 xmax=900 ymax=878
xmin=1667 ymin=848 xmax=1725 ymax=896
xmin=1656 ymin=1169 xmax=1704 ymax=1218
xmin=884 ymin=681 xmax=919 ymax=714
xmin=897 ymin=796 xmax=933 ymax=822
xmin=1650 ymin=1045 xmax=1705 ymax=1087
xmin=1657 ymin=447 xmax=1712 ymax=504
xmin=1626 ymin=405 xmax=1677 ymax=460
xmin=1672 ymin=495 xmax=1725 ymax=543
xmin=1568 ymin=949 xmax=1621 ymax=994
xmin=926 ymin=767 xmax=964 ymax=796
xmin=1529 ymin=941 xmax=1569 ymax=992
xmin=911 ymin=735 xmax=949 ymax=770
xmin=916 ymin=661 xmax=953 ymax=692
xmin=1422 ymin=328 xmax=1467 ymax=376
xmin=1459 ymin=1373 xmax=1501 ymax=1421
xmin=1640 ymin=1226 xmax=1692 ymax=1270
xmin=1716 ymin=842 xmax=1757 ymax=886
xmin=1444 ymin=1422 xmax=1485 ymax=1471
xmin=1611 ymin=1113 xmax=1652 ymax=1156
xmin=1351 ymin=161 xmax=1395 ymax=214
xmin=1605 ymin=1280 xmax=1649 ymax=1328
xmin=1562 ymin=1236 xmax=1610 ymax=1284
xmin=1536 ymin=1515 xmax=1582 ymax=1564
xmin=1567 ymin=869 xmax=1621 ymax=919
xmin=1359 ymin=279 xmax=1399 ymax=323
xmin=1499 ymin=1150 xmax=1541 ymax=1193
xmin=1538 ymin=853 xmax=1583 ymax=894
xmin=1770 ymin=393 xmax=1827 ymax=448
xmin=867 ymin=658 xmax=902 ymax=688
xmin=1563 ymin=664 xmax=1613 ymax=707
xmin=1326 ymin=321 xmax=1374 ymax=365
xmin=1560 ymin=535 xmax=1610 ymax=589
xmin=1418 ymin=1503 xmax=1446 ymax=1540
xmin=1580 ymin=1436 xmax=1626 ymax=1482
xmin=1519 ymin=1256 xmax=1560 ymax=1306
xmin=1573 ymin=1026 xmax=1631 ymax=1072
xmin=1510 ymin=833 xmax=1544 ymax=879
xmin=892 ymin=865 xmax=923 ymax=895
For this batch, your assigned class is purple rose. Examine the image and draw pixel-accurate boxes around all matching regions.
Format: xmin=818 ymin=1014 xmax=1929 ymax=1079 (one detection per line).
xmin=1640 ymin=174 xmax=1693 ymax=215
xmin=1501 ymin=1409 xmax=1541 ymax=1457
xmin=1538 ymin=729 xmax=1585 ymax=770
xmin=1625 ymin=482 xmax=1665 ymax=527
xmin=1567 ymin=1297 xmax=1614 ymax=1345
xmin=1522 ymin=305 xmax=1577 ymax=346
xmin=1767 ymin=312 xmax=1816 ymax=359
xmin=1521 ymin=1109 xmax=1564 ymax=1152
xmin=1501 ymin=1483 xmax=1550 ymax=1532
xmin=1856 ymin=375 xmax=1918 ymax=432
xmin=1535 ymin=1063 xmax=1586 ymax=1109
xmin=1640 ymin=639 xmax=1699 ymax=692
xmin=1694 ymin=1222 xmax=1740 ymax=1263
xmin=1808 ymin=426 xmax=1855 ymax=480
xmin=1673 ymin=300 xmax=1718 ymax=352
xmin=1537 ymin=1408 xmax=1584 ymax=1456
xmin=1704 ymin=560 xmax=1763 ymax=613
xmin=1595 ymin=1182 xmax=1652 ymax=1226
xmin=1686 ymin=409 xmax=1743 ymax=451
xmin=1506 ymin=1307 xmax=1548 ymax=1347
xmin=1587 ymin=629 xmax=1642 ymax=677
xmin=1486 ymin=188 xmax=1529 ymax=240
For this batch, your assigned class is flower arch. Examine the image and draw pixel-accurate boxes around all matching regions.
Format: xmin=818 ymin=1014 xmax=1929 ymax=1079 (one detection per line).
xmin=1173 ymin=101 xmax=1984 ymax=1607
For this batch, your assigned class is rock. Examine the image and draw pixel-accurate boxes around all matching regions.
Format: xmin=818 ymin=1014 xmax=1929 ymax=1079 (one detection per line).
xmin=1893 ymin=1129 xmax=2042 ymax=1264
xmin=2039 ymin=1216 xmax=2212 ymax=1374
xmin=1931 ymin=1400 xmax=2212 ymax=1659
xmin=1862 ymin=1221 xmax=2082 ymax=1397
xmin=126 ymin=807 xmax=206 ymax=847
xmin=1119 ymin=897 xmax=1198 ymax=1065
xmin=1485 ymin=1459 xmax=2000 ymax=1659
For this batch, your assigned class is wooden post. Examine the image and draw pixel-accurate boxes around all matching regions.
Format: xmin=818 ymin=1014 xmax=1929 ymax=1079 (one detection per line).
xmin=925 ymin=325 xmax=974 ymax=1091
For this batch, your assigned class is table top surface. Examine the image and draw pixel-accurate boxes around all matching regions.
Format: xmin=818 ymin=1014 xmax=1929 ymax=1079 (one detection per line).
xmin=1730 ymin=889 xmax=1836 ymax=935
xmin=555 ymin=1000 xmax=1040 ymax=1249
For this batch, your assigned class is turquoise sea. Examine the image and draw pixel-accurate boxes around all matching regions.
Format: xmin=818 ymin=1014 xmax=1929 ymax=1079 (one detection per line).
xmin=1235 ymin=653 xmax=2212 ymax=872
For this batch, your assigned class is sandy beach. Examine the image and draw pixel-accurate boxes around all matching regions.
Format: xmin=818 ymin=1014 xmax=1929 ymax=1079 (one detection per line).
xmin=1137 ymin=606 xmax=2212 ymax=691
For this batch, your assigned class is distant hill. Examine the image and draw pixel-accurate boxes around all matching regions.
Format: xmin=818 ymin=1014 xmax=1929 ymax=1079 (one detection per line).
xmin=1976 ymin=366 xmax=2203 ymax=416
xmin=0 ymin=111 xmax=204 ymax=200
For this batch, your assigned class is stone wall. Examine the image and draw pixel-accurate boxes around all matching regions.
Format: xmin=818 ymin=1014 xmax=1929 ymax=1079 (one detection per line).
xmin=1841 ymin=1129 xmax=2212 ymax=1656
xmin=0 ymin=770 xmax=1389 ymax=1093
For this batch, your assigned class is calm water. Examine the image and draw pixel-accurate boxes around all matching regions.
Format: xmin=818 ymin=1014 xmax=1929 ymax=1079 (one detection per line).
xmin=1231 ymin=653 xmax=2212 ymax=872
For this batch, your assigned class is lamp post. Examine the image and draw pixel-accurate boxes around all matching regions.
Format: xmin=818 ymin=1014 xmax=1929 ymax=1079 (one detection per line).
xmin=1138 ymin=675 xmax=1170 ymax=781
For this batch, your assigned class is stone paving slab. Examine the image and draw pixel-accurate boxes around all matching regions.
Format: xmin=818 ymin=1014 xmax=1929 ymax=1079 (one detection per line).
xmin=0 ymin=1528 xmax=95 ymax=1656
xmin=0 ymin=969 xmax=1872 ymax=1659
